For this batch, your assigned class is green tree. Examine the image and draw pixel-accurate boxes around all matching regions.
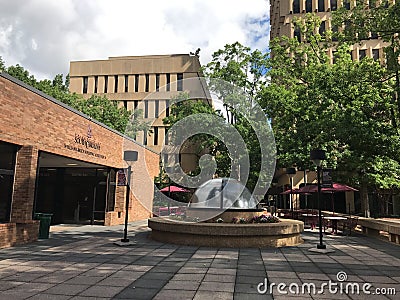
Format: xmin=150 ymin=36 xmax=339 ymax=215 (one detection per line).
xmin=262 ymin=14 xmax=400 ymax=217
xmin=332 ymin=1 xmax=400 ymax=122
xmin=0 ymin=56 xmax=5 ymax=72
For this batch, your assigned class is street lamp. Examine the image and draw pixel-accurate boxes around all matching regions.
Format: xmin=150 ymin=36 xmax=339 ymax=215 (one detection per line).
xmin=310 ymin=149 xmax=326 ymax=250
xmin=120 ymin=150 xmax=138 ymax=243
xmin=286 ymin=167 xmax=296 ymax=218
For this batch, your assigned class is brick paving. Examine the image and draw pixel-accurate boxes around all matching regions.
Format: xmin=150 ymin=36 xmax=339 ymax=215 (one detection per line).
xmin=0 ymin=220 xmax=399 ymax=299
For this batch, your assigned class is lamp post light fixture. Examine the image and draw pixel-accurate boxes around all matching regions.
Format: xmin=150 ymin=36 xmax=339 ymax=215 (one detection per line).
xmin=120 ymin=150 xmax=138 ymax=244
xmin=310 ymin=149 xmax=326 ymax=250
xmin=286 ymin=167 xmax=296 ymax=217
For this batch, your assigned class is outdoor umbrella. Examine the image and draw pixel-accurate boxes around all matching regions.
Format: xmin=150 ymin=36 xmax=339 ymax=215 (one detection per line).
xmin=280 ymin=188 xmax=312 ymax=210
xmin=297 ymin=183 xmax=358 ymax=214
xmin=160 ymin=185 xmax=190 ymax=193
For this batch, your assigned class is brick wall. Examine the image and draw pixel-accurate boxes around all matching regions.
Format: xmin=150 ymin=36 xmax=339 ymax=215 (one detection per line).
xmin=0 ymin=221 xmax=39 ymax=249
xmin=0 ymin=73 xmax=159 ymax=246
xmin=11 ymin=146 xmax=39 ymax=222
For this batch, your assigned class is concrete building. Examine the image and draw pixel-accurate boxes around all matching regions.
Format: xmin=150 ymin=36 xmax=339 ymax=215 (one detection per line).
xmin=69 ymin=54 xmax=210 ymax=171
xmin=0 ymin=73 xmax=159 ymax=248
xmin=270 ymin=0 xmax=389 ymax=63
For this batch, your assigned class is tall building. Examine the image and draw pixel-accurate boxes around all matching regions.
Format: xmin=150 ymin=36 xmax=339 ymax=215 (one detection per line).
xmin=270 ymin=0 xmax=388 ymax=63
xmin=69 ymin=54 xmax=210 ymax=171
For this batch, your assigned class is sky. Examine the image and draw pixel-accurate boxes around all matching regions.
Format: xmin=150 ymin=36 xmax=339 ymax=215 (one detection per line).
xmin=0 ymin=0 xmax=270 ymax=80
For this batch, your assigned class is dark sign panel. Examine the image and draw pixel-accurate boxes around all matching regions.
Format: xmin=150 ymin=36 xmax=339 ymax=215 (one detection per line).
xmin=117 ymin=169 xmax=127 ymax=186
xmin=321 ymin=168 xmax=333 ymax=188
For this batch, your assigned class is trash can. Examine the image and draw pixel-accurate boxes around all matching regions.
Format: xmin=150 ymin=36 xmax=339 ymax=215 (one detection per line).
xmin=34 ymin=213 xmax=53 ymax=239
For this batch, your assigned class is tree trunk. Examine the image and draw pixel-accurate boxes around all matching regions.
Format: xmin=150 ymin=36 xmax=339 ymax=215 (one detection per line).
xmin=360 ymin=183 xmax=370 ymax=218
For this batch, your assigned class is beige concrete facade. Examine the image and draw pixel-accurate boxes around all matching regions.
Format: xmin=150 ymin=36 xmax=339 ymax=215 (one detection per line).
xmin=270 ymin=0 xmax=389 ymax=63
xmin=69 ymin=54 xmax=209 ymax=171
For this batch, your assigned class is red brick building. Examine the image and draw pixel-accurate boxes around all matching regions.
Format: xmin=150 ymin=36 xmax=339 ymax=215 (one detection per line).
xmin=0 ymin=73 xmax=159 ymax=249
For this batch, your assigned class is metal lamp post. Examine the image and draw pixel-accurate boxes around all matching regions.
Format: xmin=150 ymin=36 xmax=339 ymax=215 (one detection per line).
xmin=121 ymin=150 xmax=138 ymax=243
xmin=286 ymin=167 xmax=296 ymax=218
xmin=310 ymin=149 xmax=326 ymax=250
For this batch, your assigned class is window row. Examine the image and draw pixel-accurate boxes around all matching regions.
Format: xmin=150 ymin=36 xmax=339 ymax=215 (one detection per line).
xmin=291 ymin=0 xmax=349 ymax=14
xmin=82 ymin=73 xmax=184 ymax=94
xmin=135 ymin=126 xmax=169 ymax=146
xmin=332 ymin=47 xmax=383 ymax=63
xmin=293 ymin=20 xmax=380 ymax=42
xmin=120 ymin=99 xmax=170 ymax=119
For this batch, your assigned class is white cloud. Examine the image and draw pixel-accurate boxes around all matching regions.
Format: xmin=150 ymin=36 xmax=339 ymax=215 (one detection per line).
xmin=0 ymin=0 xmax=270 ymax=80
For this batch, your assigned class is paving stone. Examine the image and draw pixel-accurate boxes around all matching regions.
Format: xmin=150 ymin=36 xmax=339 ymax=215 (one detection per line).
xmin=27 ymin=294 xmax=72 ymax=300
xmin=63 ymin=275 xmax=105 ymax=285
xmin=153 ymin=289 xmax=197 ymax=300
xmin=203 ymin=273 xmax=236 ymax=282
xmin=44 ymin=283 xmax=90 ymax=296
xmin=193 ymin=290 xmax=234 ymax=300
xmin=199 ymin=281 xmax=235 ymax=292
xmin=113 ymin=287 xmax=160 ymax=299
xmin=79 ymin=285 xmax=126 ymax=297
xmin=163 ymin=280 xmax=200 ymax=290
xmin=234 ymin=293 xmax=273 ymax=300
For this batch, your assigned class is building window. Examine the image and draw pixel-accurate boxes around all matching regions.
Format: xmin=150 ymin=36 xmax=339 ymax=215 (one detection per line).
xmin=143 ymin=130 xmax=148 ymax=145
xmin=319 ymin=21 xmax=326 ymax=36
xmin=104 ymin=76 xmax=108 ymax=93
xmin=125 ymin=75 xmax=129 ymax=93
xmin=155 ymin=100 xmax=159 ymax=118
xmin=166 ymin=100 xmax=170 ymax=117
xmin=332 ymin=50 xmax=338 ymax=64
xmin=156 ymin=74 xmax=160 ymax=91
xmin=343 ymin=0 xmax=350 ymax=10
xmin=114 ymin=75 xmax=118 ymax=93
xmin=359 ymin=49 xmax=367 ymax=60
xmin=123 ymin=100 xmax=128 ymax=110
xmin=134 ymin=100 xmax=139 ymax=110
xmin=83 ymin=76 xmax=88 ymax=94
xmin=318 ymin=0 xmax=325 ymax=11
xmin=372 ymin=49 xmax=380 ymax=61
xmin=165 ymin=128 xmax=169 ymax=145
xmin=153 ymin=127 xmax=159 ymax=145
xmin=166 ymin=74 xmax=171 ymax=91
xmin=330 ymin=0 xmax=337 ymax=11
xmin=293 ymin=0 xmax=300 ymax=13
xmin=177 ymin=73 xmax=183 ymax=91
xmin=145 ymin=74 xmax=149 ymax=92
xmin=144 ymin=100 xmax=149 ymax=118
xmin=332 ymin=25 xmax=338 ymax=41
xmin=349 ymin=50 xmax=354 ymax=61
xmin=371 ymin=31 xmax=378 ymax=39
xmin=94 ymin=76 xmax=98 ymax=93
xmin=135 ymin=74 xmax=139 ymax=92
xmin=0 ymin=141 xmax=18 ymax=223
xmin=306 ymin=0 xmax=312 ymax=12
xmin=294 ymin=27 xmax=301 ymax=42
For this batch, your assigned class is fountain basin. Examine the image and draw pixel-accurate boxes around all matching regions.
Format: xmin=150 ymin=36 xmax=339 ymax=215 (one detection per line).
xmin=148 ymin=217 xmax=304 ymax=248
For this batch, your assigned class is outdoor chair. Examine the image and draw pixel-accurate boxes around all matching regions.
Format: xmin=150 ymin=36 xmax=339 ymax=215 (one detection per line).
xmin=342 ymin=217 xmax=359 ymax=235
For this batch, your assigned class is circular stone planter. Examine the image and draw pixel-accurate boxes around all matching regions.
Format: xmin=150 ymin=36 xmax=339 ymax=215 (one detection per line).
xmin=148 ymin=218 xmax=304 ymax=248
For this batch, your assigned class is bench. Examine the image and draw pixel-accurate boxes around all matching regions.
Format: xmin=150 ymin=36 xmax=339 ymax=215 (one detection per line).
xmin=357 ymin=218 xmax=400 ymax=244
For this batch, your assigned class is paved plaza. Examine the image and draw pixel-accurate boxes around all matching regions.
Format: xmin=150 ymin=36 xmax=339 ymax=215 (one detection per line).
xmin=0 ymin=220 xmax=399 ymax=300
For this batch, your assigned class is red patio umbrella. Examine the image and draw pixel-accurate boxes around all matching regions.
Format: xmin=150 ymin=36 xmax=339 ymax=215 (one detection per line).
xmin=297 ymin=183 xmax=358 ymax=214
xmin=160 ymin=185 xmax=190 ymax=193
